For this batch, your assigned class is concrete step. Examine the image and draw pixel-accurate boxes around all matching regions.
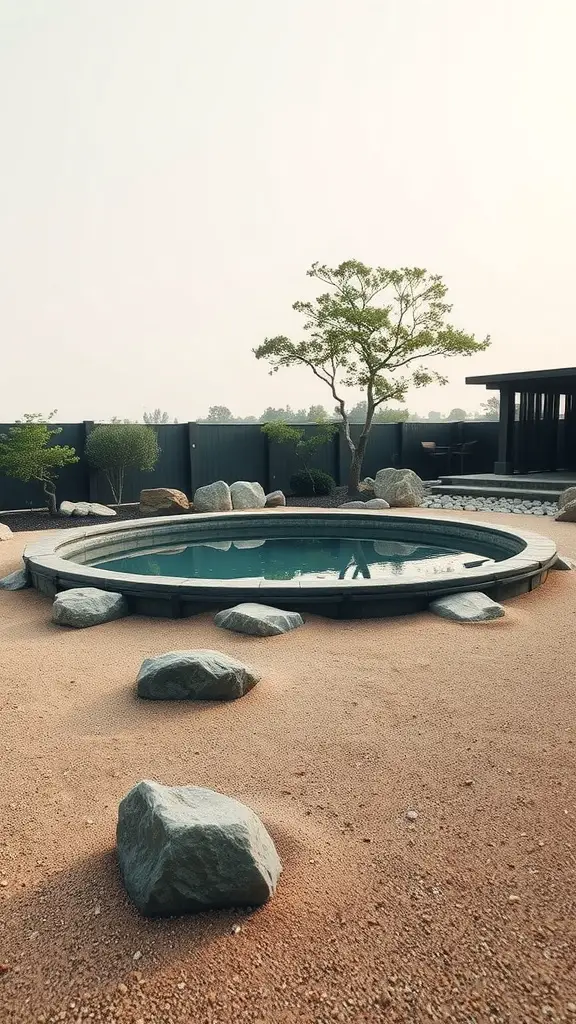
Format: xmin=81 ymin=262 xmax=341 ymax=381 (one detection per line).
xmin=430 ymin=483 xmax=559 ymax=502
xmin=438 ymin=474 xmax=573 ymax=495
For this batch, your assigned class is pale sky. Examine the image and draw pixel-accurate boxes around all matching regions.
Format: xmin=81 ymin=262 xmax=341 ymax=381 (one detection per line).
xmin=2 ymin=0 xmax=575 ymax=422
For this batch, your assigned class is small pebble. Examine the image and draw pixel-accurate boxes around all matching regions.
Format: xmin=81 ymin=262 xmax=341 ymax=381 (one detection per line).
xmin=132 ymin=950 xmax=142 ymax=961
xmin=508 ymin=894 xmax=521 ymax=904
xmin=406 ymin=810 xmax=418 ymax=822
xmin=117 ymin=982 xmax=128 ymax=995
xmin=231 ymin=924 xmax=242 ymax=935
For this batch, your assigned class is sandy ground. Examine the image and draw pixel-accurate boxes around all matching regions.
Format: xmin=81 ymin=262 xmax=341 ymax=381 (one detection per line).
xmin=0 ymin=510 xmax=575 ymax=1024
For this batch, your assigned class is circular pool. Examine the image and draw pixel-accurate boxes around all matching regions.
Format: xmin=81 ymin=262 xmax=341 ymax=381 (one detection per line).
xmin=24 ymin=510 xmax=557 ymax=618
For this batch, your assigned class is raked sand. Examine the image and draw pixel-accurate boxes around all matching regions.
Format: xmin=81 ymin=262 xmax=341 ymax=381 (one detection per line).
xmin=0 ymin=510 xmax=575 ymax=1023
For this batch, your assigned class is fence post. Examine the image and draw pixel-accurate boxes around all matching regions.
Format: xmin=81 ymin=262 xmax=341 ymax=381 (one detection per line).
xmin=188 ymin=422 xmax=198 ymax=496
xmin=83 ymin=421 xmax=99 ymax=501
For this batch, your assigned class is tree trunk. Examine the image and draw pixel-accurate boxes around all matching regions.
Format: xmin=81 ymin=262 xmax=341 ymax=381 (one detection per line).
xmin=347 ymin=405 xmax=375 ymax=495
xmin=43 ymin=479 xmax=57 ymax=516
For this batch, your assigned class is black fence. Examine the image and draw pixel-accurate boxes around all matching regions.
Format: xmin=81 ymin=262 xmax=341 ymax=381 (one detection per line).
xmin=0 ymin=420 xmax=499 ymax=512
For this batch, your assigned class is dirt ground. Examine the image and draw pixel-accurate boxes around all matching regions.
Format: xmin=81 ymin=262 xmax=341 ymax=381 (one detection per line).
xmin=0 ymin=510 xmax=575 ymax=1024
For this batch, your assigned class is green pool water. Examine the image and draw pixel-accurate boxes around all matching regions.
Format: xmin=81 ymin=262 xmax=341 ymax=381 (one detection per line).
xmin=94 ymin=533 xmax=496 ymax=581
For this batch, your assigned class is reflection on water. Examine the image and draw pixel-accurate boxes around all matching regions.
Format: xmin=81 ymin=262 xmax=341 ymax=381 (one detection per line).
xmin=94 ymin=535 xmax=495 ymax=581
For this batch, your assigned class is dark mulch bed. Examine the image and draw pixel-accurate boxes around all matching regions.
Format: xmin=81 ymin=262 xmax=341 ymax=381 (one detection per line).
xmin=1 ymin=488 xmax=351 ymax=533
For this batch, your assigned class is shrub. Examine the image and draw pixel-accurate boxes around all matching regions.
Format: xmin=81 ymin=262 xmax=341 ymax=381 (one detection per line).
xmin=0 ymin=413 xmax=78 ymax=515
xmin=289 ymin=468 xmax=335 ymax=496
xmin=85 ymin=423 xmax=160 ymax=505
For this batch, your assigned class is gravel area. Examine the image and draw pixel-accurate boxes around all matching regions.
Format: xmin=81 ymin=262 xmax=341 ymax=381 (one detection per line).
xmin=423 ymin=494 xmax=559 ymax=516
xmin=0 ymin=509 xmax=575 ymax=1023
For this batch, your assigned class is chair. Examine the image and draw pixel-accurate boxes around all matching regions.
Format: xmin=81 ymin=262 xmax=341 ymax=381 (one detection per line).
xmin=421 ymin=441 xmax=452 ymax=474
xmin=451 ymin=440 xmax=478 ymax=475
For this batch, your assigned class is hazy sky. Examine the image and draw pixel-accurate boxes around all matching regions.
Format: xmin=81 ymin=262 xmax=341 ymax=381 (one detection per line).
xmin=2 ymin=0 xmax=575 ymax=422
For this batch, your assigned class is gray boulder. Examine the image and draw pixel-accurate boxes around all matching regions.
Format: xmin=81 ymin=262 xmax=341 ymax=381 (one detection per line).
xmin=558 ymin=487 xmax=576 ymax=509
xmin=88 ymin=502 xmax=117 ymax=517
xmin=137 ymin=649 xmax=260 ymax=701
xmin=215 ymin=602 xmax=303 ymax=636
xmin=265 ymin=490 xmax=286 ymax=507
xmin=339 ymin=500 xmax=365 ymax=509
xmin=59 ymin=501 xmax=76 ymax=517
xmin=230 ymin=481 xmax=266 ymax=510
xmin=0 ymin=568 xmax=30 ymax=590
xmin=52 ymin=587 xmax=128 ymax=628
xmin=374 ymin=467 xmax=425 ymax=507
xmin=0 ymin=523 xmax=13 ymax=541
xmin=555 ymin=499 xmax=576 ymax=523
xmin=193 ymin=480 xmax=232 ymax=513
xmin=117 ymin=781 xmax=282 ymax=917
xmin=429 ymin=591 xmax=504 ymax=622
xmin=365 ymin=498 xmax=390 ymax=509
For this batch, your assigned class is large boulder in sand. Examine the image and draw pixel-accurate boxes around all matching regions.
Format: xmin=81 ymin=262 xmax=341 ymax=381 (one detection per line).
xmin=117 ymin=780 xmax=282 ymax=917
xmin=140 ymin=488 xmax=189 ymax=516
xmin=230 ymin=481 xmax=266 ymax=510
xmin=137 ymin=649 xmax=260 ymax=701
xmin=52 ymin=587 xmax=128 ymax=628
xmin=193 ymin=481 xmax=232 ymax=513
xmin=429 ymin=591 xmax=504 ymax=622
xmin=0 ymin=523 xmax=14 ymax=541
xmin=214 ymin=602 xmax=303 ymax=636
xmin=556 ymin=499 xmax=576 ymax=523
xmin=374 ymin=467 xmax=425 ymax=507
xmin=265 ymin=490 xmax=286 ymax=507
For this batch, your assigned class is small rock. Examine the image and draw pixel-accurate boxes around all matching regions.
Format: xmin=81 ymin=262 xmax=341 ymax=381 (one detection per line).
xmin=117 ymin=982 xmax=128 ymax=995
xmin=551 ymin=555 xmax=575 ymax=571
xmin=429 ymin=592 xmax=504 ymax=623
xmin=0 ymin=568 xmax=30 ymax=590
xmin=339 ymin=500 xmax=366 ymax=509
xmin=406 ymin=810 xmax=418 ymax=822
xmin=0 ymin=523 xmax=14 ymax=541
xmin=508 ymin=894 xmax=521 ymax=904
xmin=231 ymin=924 xmax=242 ymax=935
xmin=265 ymin=490 xmax=286 ymax=507
xmin=52 ymin=587 xmax=128 ymax=628
xmin=214 ymin=602 xmax=303 ymax=637
xmin=132 ymin=951 xmax=142 ymax=961
xmin=137 ymin=649 xmax=259 ymax=701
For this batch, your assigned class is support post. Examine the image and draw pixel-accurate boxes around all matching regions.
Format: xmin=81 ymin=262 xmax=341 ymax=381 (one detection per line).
xmin=494 ymin=387 xmax=515 ymax=474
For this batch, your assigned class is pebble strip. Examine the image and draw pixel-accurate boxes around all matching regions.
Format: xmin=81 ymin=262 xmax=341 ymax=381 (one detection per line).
xmin=422 ymin=494 xmax=559 ymax=516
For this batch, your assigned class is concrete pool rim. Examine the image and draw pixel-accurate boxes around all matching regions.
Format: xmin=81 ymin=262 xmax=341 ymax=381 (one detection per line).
xmin=23 ymin=509 xmax=558 ymax=618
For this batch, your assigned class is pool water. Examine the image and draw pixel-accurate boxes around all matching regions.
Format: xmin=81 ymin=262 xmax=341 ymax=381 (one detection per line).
xmin=94 ymin=534 xmax=496 ymax=581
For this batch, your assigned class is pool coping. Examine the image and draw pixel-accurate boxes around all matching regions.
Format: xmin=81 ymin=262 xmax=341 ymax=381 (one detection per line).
xmin=22 ymin=509 xmax=558 ymax=618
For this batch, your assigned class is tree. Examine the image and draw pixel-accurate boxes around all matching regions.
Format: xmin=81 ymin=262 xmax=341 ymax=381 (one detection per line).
xmin=261 ymin=418 xmax=338 ymax=492
xmin=0 ymin=412 xmax=78 ymax=515
xmin=204 ymin=405 xmax=233 ymax=422
xmin=305 ymin=404 xmax=330 ymax=421
xmin=347 ymin=400 xmax=409 ymax=423
xmin=480 ymin=395 xmax=499 ymax=420
xmin=85 ymin=423 xmax=160 ymax=506
xmin=254 ymin=261 xmax=489 ymax=492
xmin=143 ymin=409 xmax=174 ymax=424
xmin=447 ymin=407 xmax=468 ymax=420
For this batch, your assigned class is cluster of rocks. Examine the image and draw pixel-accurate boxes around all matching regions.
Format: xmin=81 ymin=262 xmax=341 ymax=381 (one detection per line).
xmin=340 ymin=468 xmax=426 ymax=509
xmin=422 ymin=494 xmax=559 ymax=515
xmin=193 ymin=480 xmax=285 ymax=513
xmin=60 ymin=501 xmax=116 ymax=517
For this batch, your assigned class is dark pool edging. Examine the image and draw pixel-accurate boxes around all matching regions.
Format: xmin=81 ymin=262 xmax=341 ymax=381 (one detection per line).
xmin=23 ymin=510 xmax=558 ymax=619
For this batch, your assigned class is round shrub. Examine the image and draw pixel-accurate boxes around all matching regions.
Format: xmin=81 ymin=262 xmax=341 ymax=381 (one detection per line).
xmin=289 ymin=469 xmax=335 ymax=497
xmin=85 ymin=423 xmax=160 ymax=506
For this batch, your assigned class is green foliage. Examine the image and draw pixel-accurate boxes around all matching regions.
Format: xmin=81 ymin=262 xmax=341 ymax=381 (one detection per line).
xmin=347 ymin=400 xmax=409 ymax=423
xmin=480 ymin=395 xmax=499 ymax=420
xmin=0 ymin=412 xmax=78 ymax=514
xmin=85 ymin=423 xmax=160 ymax=505
xmin=254 ymin=260 xmax=490 ymax=490
xmin=289 ymin=468 xmax=335 ymax=497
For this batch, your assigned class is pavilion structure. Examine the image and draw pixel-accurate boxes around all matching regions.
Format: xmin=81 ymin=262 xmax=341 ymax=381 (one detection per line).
xmin=466 ymin=366 xmax=576 ymax=475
